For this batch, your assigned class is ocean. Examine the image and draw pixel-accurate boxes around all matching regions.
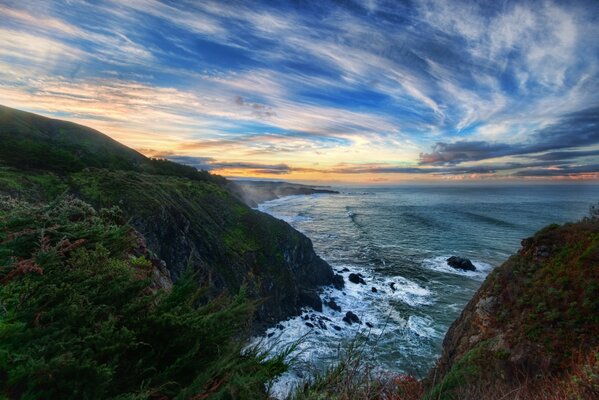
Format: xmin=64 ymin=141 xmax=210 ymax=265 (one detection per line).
xmin=253 ymin=184 xmax=599 ymax=398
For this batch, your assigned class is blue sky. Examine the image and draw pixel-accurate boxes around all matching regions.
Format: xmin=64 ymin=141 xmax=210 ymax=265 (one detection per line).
xmin=0 ymin=0 xmax=598 ymax=182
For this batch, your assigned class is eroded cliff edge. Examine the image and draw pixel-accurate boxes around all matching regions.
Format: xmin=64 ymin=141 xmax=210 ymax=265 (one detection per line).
xmin=0 ymin=104 xmax=335 ymax=331
xmin=427 ymin=217 xmax=599 ymax=399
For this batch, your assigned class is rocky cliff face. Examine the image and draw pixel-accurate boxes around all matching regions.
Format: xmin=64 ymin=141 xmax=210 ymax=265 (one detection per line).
xmin=70 ymin=170 xmax=335 ymax=331
xmin=428 ymin=218 xmax=599 ymax=399
xmin=0 ymin=105 xmax=337 ymax=332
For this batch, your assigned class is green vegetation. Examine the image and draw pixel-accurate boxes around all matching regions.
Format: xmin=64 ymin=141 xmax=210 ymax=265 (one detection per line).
xmin=0 ymin=105 xmax=223 ymax=185
xmin=486 ymin=216 xmax=599 ymax=363
xmin=0 ymin=197 xmax=286 ymax=399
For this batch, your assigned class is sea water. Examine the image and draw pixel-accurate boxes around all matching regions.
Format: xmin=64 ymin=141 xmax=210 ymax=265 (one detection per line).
xmin=253 ymin=184 xmax=599 ymax=398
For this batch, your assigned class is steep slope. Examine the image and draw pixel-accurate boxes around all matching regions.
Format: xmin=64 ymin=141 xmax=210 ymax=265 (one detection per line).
xmin=0 ymin=105 xmax=335 ymax=329
xmin=0 ymin=105 xmax=145 ymax=172
xmin=427 ymin=217 xmax=599 ymax=399
xmin=0 ymin=196 xmax=286 ymax=399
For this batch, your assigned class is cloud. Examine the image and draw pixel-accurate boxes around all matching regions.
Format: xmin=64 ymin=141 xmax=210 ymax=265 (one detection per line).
xmin=514 ymin=164 xmax=599 ymax=177
xmin=163 ymin=155 xmax=291 ymax=175
xmin=0 ymin=0 xmax=598 ymax=181
xmin=419 ymin=106 xmax=599 ymax=165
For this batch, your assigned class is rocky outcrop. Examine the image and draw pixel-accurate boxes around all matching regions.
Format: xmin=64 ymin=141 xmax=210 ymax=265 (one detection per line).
xmin=428 ymin=220 xmax=599 ymax=397
xmin=75 ymin=170 xmax=336 ymax=332
xmin=446 ymin=256 xmax=476 ymax=271
xmin=348 ymin=273 xmax=366 ymax=284
xmin=343 ymin=311 xmax=361 ymax=325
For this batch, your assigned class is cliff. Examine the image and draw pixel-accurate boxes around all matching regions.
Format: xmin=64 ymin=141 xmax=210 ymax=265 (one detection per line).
xmin=0 ymin=105 xmax=335 ymax=330
xmin=427 ymin=217 xmax=599 ymax=399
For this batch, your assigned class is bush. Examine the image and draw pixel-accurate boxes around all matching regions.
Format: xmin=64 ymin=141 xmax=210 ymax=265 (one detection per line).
xmin=0 ymin=197 xmax=286 ymax=399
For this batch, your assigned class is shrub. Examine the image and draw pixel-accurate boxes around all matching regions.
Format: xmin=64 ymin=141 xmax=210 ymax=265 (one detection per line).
xmin=0 ymin=197 xmax=286 ymax=399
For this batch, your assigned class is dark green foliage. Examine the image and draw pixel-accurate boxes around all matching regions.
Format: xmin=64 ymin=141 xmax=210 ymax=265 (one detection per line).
xmin=0 ymin=197 xmax=286 ymax=399
xmin=0 ymin=105 xmax=223 ymax=185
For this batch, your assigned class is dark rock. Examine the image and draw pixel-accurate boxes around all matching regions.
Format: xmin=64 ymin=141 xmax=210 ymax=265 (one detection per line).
xmin=333 ymin=325 xmax=342 ymax=331
xmin=343 ymin=311 xmax=361 ymax=325
xmin=276 ymin=324 xmax=284 ymax=330
xmin=447 ymin=256 xmax=476 ymax=271
xmin=348 ymin=273 xmax=366 ymax=284
xmin=342 ymin=267 xmax=350 ymax=272
xmin=299 ymin=290 xmax=323 ymax=312
xmin=332 ymin=274 xmax=345 ymax=290
xmin=366 ymin=322 xmax=374 ymax=328
xmin=305 ymin=322 xmax=314 ymax=328
xmin=390 ymin=282 xmax=396 ymax=291
xmin=371 ymin=287 xmax=378 ymax=293
xmin=267 ymin=332 xmax=275 ymax=337
xmin=325 ymin=299 xmax=342 ymax=312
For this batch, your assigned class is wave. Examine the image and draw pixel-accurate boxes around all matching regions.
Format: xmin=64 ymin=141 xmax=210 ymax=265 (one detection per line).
xmin=421 ymin=256 xmax=493 ymax=280
xmin=251 ymin=262 xmax=437 ymax=399
xmin=459 ymin=210 xmax=518 ymax=228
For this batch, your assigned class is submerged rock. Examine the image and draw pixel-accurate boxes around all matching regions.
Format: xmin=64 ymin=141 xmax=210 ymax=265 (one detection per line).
xmin=371 ymin=287 xmax=378 ymax=293
xmin=299 ymin=290 xmax=323 ymax=312
xmin=366 ymin=322 xmax=374 ymax=328
xmin=348 ymin=273 xmax=366 ymax=284
xmin=447 ymin=256 xmax=476 ymax=271
xmin=332 ymin=274 xmax=345 ymax=290
xmin=332 ymin=325 xmax=342 ymax=331
xmin=343 ymin=311 xmax=361 ymax=325
xmin=325 ymin=299 xmax=342 ymax=312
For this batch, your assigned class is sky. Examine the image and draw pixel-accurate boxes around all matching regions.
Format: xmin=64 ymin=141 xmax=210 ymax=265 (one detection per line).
xmin=1 ymin=0 xmax=598 ymax=184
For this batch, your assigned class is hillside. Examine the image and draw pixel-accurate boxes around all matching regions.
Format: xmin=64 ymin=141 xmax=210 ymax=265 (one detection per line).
xmin=425 ymin=216 xmax=599 ymax=399
xmin=0 ymin=105 xmax=336 ymax=329
xmin=0 ymin=196 xmax=288 ymax=399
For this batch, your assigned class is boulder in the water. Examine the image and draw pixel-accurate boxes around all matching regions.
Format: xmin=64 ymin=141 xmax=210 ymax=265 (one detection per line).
xmin=332 ymin=274 xmax=345 ymax=290
xmin=332 ymin=325 xmax=342 ymax=331
xmin=348 ymin=273 xmax=366 ymax=284
xmin=447 ymin=256 xmax=476 ymax=271
xmin=305 ymin=322 xmax=314 ymax=328
xmin=299 ymin=290 xmax=323 ymax=311
xmin=343 ymin=311 xmax=361 ymax=325
xmin=371 ymin=287 xmax=378 ymax=293
xmin=366 ymin=322 xmax=374 ymax=328
xmin=325 ymin=299 xmax=342 ymax=312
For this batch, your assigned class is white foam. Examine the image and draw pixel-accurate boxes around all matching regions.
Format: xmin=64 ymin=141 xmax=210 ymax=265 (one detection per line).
xmin=250 ymin=263 xmax=439 ymax=399
xmin=422 ymin=256 xmax=493 ymax=280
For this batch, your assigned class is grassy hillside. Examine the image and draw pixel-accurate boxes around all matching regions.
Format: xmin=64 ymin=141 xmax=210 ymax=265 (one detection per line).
xmin=0 ymin=105 xmax=223 ymax=182
xmin=425 ymin=214 xmax=599 ymax=399
xmin=0 ymin=196 xmax=286 ymax=399
xmin=0 ymin=104 xmax=334 ymax=329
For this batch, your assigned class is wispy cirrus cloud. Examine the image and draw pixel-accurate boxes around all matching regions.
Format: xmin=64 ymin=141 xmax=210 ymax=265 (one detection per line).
xmin=0 ymin=0 xmax=598 ymax=182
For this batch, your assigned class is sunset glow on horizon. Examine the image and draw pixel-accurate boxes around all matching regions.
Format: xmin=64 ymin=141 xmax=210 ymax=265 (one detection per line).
xmin=1 ymin=0 xmax=598 ymax=184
